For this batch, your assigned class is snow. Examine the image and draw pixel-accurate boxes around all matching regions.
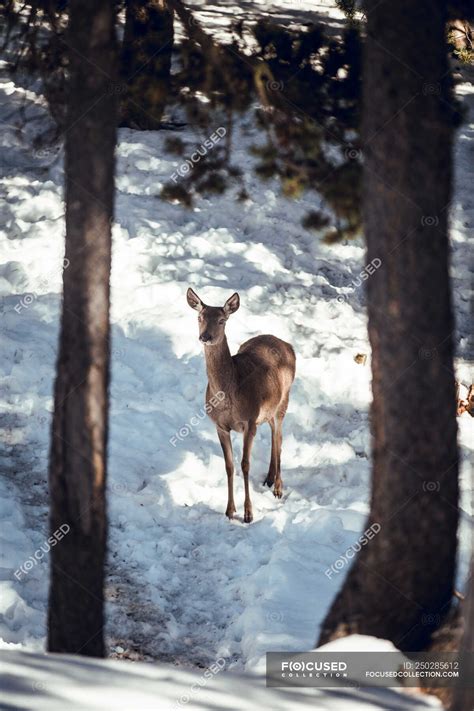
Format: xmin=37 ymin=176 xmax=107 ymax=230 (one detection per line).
xmin=0 ymin=2 xmax=473 ymax=708
xmin=1 ymin=639 xmax=443 ymax=711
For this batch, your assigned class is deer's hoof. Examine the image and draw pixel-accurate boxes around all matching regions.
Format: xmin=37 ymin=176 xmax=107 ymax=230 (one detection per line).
xmin=225 ymin=506 xmax=236 ymax=519
xmin=263 ymin=475 xmax=274 ymax=487
xmin=244 ymin=510 xmax=253 ymax=523
xmin=273 ymin=485 xmax=283 ymax=499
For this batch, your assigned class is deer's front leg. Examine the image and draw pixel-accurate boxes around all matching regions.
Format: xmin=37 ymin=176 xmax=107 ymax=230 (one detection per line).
xmin=242 ymin=421 xmax=257 ymax=523
xmin=217 ymin=428 xmax=235 ymax=519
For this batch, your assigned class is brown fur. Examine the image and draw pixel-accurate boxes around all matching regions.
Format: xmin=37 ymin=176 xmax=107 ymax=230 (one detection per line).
xmin=187 ymin=288 xmax=296 ymax=523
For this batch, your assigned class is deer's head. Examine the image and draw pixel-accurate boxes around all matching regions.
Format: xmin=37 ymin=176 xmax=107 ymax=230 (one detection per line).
xmin=187 ymin=288 xmax=240 ymax=346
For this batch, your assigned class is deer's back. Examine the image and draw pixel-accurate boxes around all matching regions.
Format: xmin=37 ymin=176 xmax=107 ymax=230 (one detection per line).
xmin=236 ymin=335 xmax=295 ymax=374
xmin=231 ymin=335 xmax=295 ymax=424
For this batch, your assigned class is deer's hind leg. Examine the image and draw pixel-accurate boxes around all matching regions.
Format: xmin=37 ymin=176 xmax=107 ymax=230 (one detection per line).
xmin=273 ymin=394 xmax=289 ymax=499
xmin=264 ymin=417 xmax=278 ymax=488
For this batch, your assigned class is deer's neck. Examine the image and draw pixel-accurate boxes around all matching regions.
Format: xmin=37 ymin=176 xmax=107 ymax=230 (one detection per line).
xmin=204 ymin=337 xmax=235 ymax=399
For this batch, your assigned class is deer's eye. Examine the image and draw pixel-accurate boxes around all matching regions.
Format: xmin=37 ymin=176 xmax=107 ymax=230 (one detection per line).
xmin=218 ymin=319 xmax=225 ymax=324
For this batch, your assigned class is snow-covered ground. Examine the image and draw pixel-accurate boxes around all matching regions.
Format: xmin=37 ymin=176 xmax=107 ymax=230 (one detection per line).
xmin=0 ymin=638 xmax=444 ymax=711
xmin=0 ymin=2 xmax=472 ymax=709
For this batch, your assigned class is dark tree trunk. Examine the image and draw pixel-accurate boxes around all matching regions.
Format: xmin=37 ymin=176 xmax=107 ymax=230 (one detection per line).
xmin=120 ymin=0 xmax=174 ymax=129
xmin=48 ymin=0 xmax=117 ymax=656
xmin=318 ymin=0 xmax=459 ymax=652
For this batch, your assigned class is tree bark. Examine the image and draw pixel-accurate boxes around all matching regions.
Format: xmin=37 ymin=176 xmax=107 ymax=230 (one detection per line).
xmin=120 ymin=0 xmax=174 ymax=129
xmin=48 ymin=0 xmax=117 ymax=656
xmin=318 ymin=0 xmax=459 ymax=652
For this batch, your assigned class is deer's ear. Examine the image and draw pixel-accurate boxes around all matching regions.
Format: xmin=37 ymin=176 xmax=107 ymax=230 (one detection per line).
xmin=187 ymin=287 xmax=204 ymax=312
xmin=223 ymin=292 xmax=240 ymax=316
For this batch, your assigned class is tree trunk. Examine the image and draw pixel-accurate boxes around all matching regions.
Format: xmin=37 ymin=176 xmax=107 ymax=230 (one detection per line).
xmin=120 ymin=0 xmax=174 ymax=129
xmin=48 ymin=0 xmax=117 ymax=656
xmin=318 ymin=0 xmax=459 ymax=652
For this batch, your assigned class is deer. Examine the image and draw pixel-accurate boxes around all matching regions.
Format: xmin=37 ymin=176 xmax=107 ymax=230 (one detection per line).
xmin=187 ymin=288 xmax=296 ymax=523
